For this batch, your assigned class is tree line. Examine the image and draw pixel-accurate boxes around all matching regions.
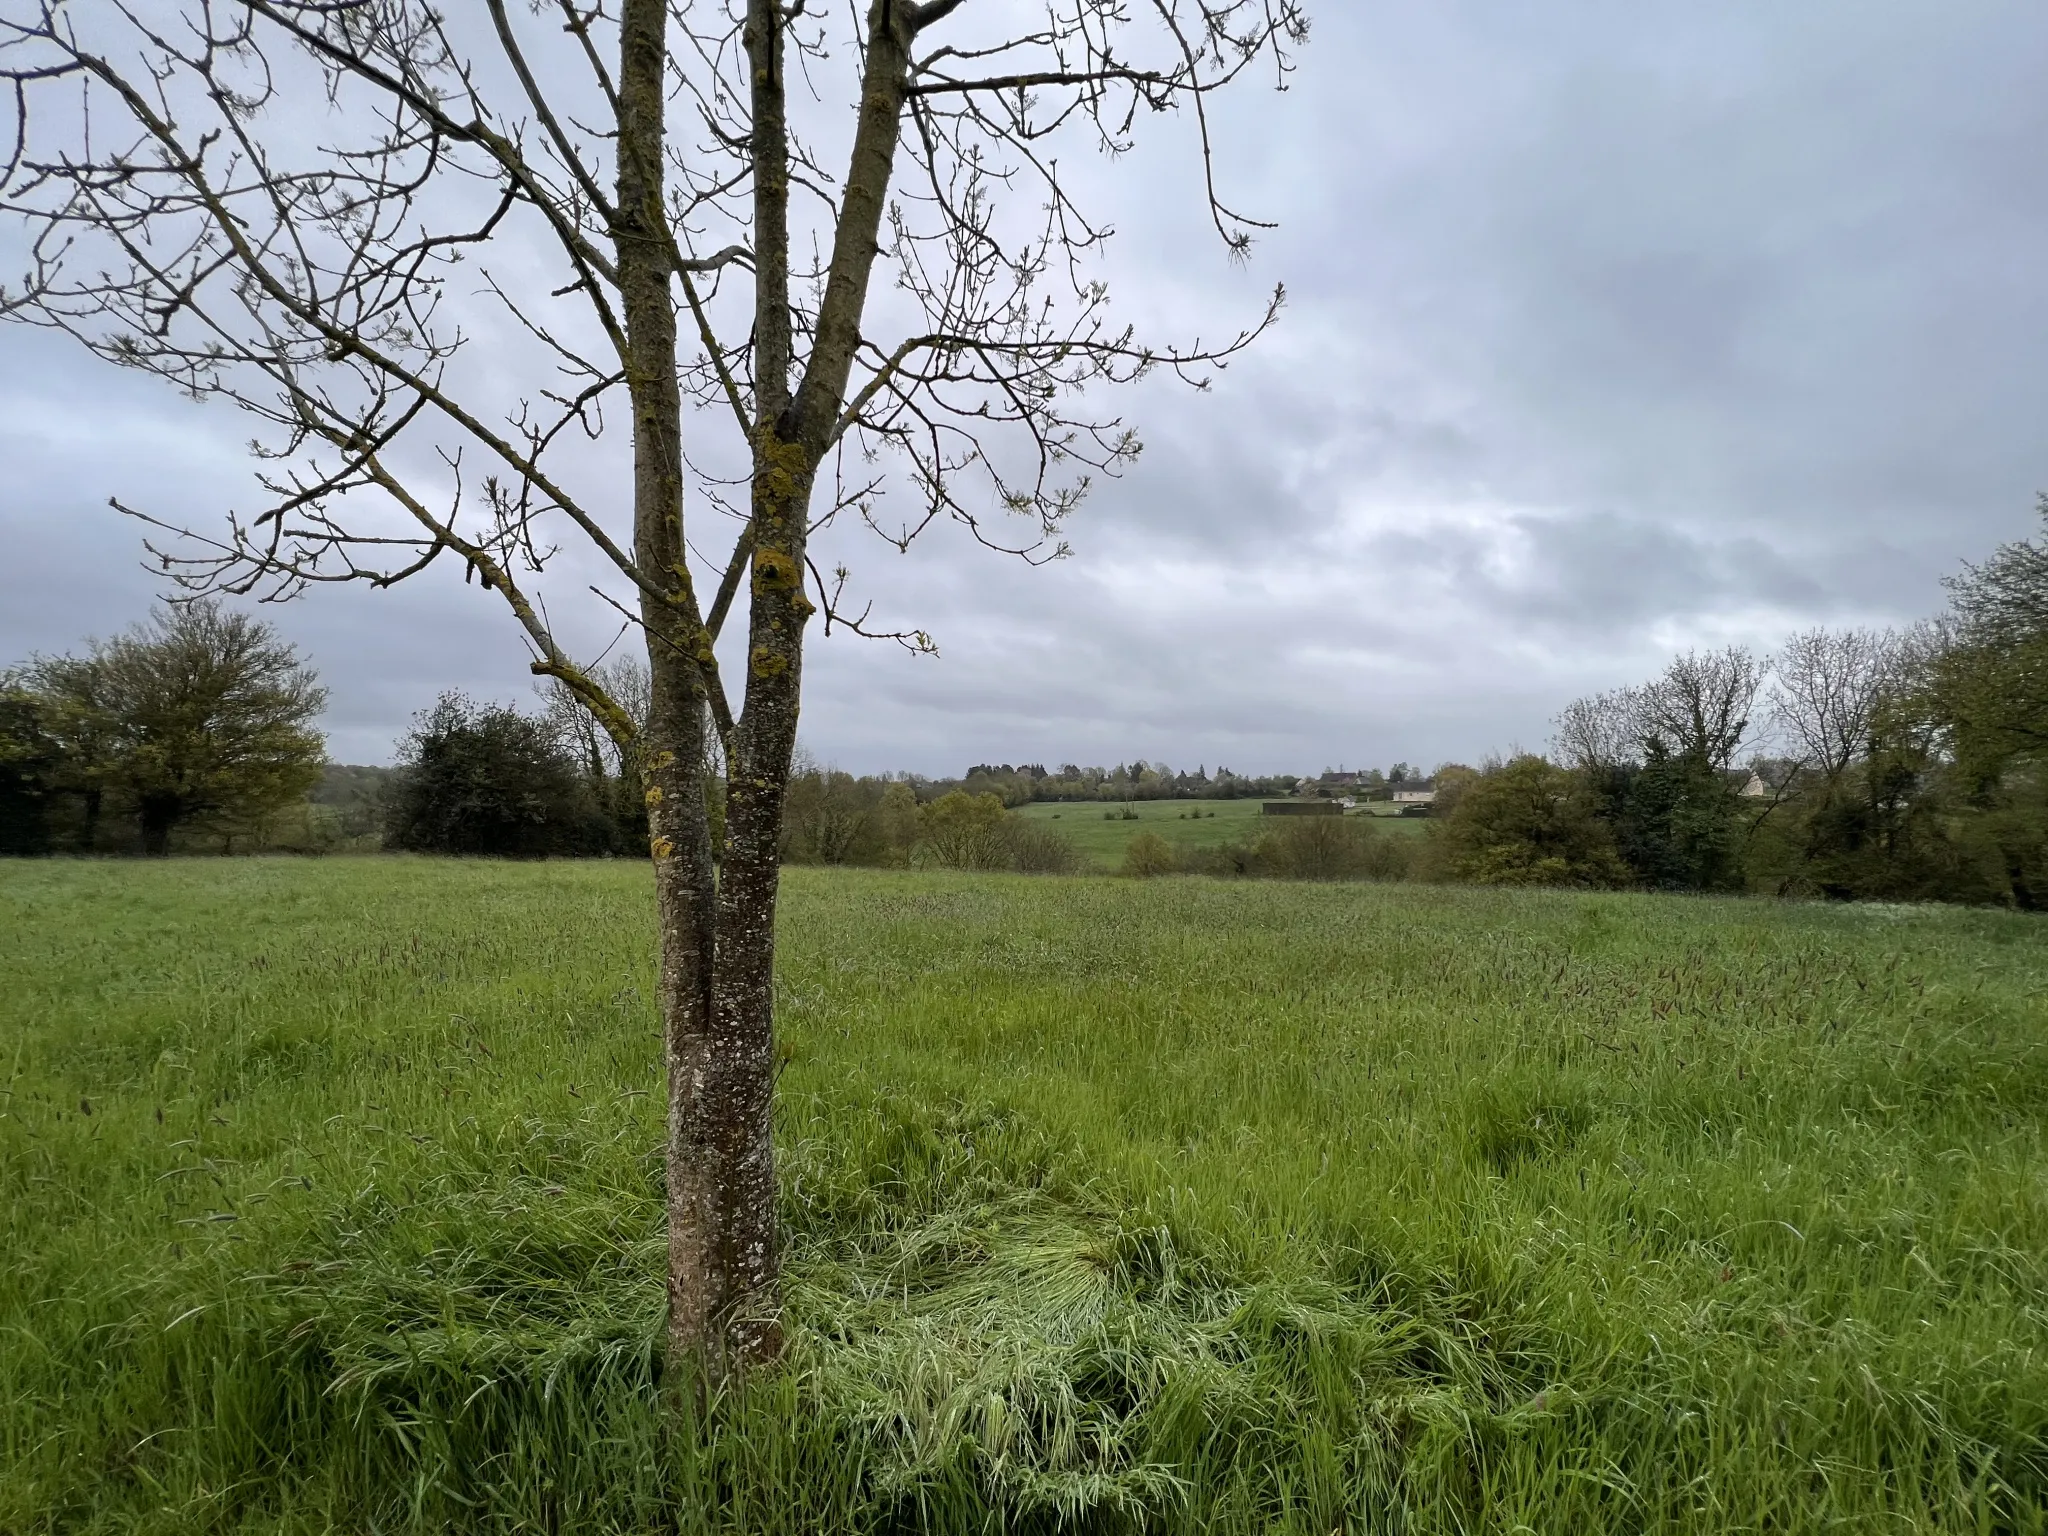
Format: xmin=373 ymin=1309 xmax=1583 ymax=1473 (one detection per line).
xmin=1432 ymin=502 xmax=2047 ymax=907
xmin=6 ymin=497 xmax=2042 ymax=906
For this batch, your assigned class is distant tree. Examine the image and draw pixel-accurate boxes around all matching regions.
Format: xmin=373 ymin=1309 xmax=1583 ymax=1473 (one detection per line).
xmin=781 ymin=754 xmax=885 ymax=865
xmin=1552 ymin=690 xmax=1639 ymax=775
xmin=17 ymin=653 xmax=120 ymax=850
xmin=1746 ymin=625 xmax=1973 ymax=900
xmin=1557 ymin=648 xmax=1764 ymax=892
xmin=0 ymin=680 xmax=57 ymax=855
xmin=541 ymin=656 xmax=654 ymax=850
xmin=1559 ymin=648 xmax=1764 ymax=776
xmin=311 ymin=764 xmax=396 ymax=845
xmin=876 ymin=783 xmax=922 ymax=866
xmin=1924 ymin=500 xmax=2048 ymax=905
xmin=20 ymin=603 xmax=327 ymax=855
xmin=386 ymin=694 xmax=612 ymax=858
xmin=1438 ymin=755 xmax=1628 ymax=888
xmin=1429 ymin=764 xmax=1481 ymax=818
xmin=1934 ymin=504 xmax=2048 ymax=782
xmin=1600 ymin=742 xmax=1744 ymax=892
xmin=1769 ymin=628 xmax=1909 ymax=786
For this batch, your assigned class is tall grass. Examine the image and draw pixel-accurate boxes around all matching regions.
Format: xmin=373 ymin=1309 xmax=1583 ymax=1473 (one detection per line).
xmin=3 ymin=859 xmax=2045 ymax=1532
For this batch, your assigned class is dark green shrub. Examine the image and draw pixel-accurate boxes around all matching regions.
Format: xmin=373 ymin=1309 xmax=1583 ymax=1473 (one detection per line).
xmin=384 ymin=694 xmax=617 ymax=858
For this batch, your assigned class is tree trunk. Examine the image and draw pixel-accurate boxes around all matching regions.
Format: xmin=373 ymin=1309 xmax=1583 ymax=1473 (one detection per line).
xmin=614 ymin=0 xmax=779 ymax=1376
xmin=138 ymin=796 xmax=176 ymax=857
xmin=618 ymin=0 xmax=915 ymax=1377
xmin=2005 ymin=845 xmax=2040 ymax=912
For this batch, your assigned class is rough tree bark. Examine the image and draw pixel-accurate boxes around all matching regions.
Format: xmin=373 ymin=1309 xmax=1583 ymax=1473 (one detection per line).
xmin=3 ymin=0 xmax=1307 ymax=1374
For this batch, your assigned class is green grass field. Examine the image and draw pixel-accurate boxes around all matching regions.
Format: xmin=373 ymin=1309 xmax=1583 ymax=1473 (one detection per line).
xmin=1012 ymin=797 xmax=1425 ymax=867
xmin=4 ymin=859 xmax=2046 ymax=1533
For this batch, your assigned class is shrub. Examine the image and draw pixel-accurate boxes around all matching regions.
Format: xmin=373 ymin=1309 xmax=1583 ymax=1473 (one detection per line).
xmin=1172 ymin=818 xmax=1417 ymax=883
xmin=1437 ymin=755 xmax=1628 ymax=888
xmin=384 ymin=694 xmax=617 ymax=858
xmin=1006 ymin=819 xmax=1082 ymax=874
xmin=1259 ymin=816 xmax=1371 ymax=880
xmin=916 ymin=791 xmax=1012 ymax=870
xmin=1121 ymin=831 xmax=1178 ymax=878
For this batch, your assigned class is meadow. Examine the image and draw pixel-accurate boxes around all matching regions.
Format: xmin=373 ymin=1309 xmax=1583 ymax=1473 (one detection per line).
xmin=1011 ymin=797 xmax=1424 ymax=867
xmin=3 ymin=858 xmax=2046 ymax=1534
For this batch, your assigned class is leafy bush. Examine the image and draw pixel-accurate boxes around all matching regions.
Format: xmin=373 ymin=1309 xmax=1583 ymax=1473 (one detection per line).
xmin=1006 ymin=818 xmax=1082 ymax=874
xmin=384 ymin=694 xmax=618 ymax=858
xmin=1437 ymin=756 xmax=1628 ymax=888
xmin=1121 ymin=831 xmax=1178 ymax=878
xmin=916 ymin=790 xmax=1013 ymax=870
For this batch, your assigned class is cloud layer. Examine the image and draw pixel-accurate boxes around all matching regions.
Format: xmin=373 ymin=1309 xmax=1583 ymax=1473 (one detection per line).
xmin=6 ymin=1 xmax=2046 ymax=773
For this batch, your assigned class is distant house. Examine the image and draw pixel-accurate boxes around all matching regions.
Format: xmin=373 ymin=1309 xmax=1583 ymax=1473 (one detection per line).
xmin=1736 ymin=761 xmax=1804 ymax=799
xmin=1317 ymin=770 xmax=1362 ymax=789
xmin=1390 ymin=781 xmax=1436 ymax=806
xmin=1263 ymin=800 xmax=1343 ymax=817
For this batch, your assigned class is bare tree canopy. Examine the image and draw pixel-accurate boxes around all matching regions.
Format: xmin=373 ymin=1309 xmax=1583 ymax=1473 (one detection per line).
xmin=1551 ymin=687 xmax=1639 ymax=773
xmin=2 ymin=0 xmax=1307 ymax=1371
xmin=1766 ymin=626 xmax=1932 ymax=785
xmin=1554 ymin=646 xmax=1765 ymax=775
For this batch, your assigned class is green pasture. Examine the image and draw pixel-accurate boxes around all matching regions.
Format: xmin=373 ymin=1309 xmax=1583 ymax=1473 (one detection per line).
xmin=3 ymin=858 xmax=2046 ymax=1533
xmin=1012 ymin=796 xmax=1424 ymax=866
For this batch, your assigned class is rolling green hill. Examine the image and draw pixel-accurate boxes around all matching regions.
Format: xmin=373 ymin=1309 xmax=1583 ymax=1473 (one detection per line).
xmin=1011 ymin=795 xmax=1425 ymax=866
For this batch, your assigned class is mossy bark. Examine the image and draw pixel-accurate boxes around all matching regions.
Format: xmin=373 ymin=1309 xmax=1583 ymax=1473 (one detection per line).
xmin=613 ymin=0 xmax=918 ymax=1377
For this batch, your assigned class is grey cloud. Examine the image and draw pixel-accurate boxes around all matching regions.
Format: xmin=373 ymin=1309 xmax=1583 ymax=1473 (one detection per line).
xmin=7 ymin=1 xmax=2048 ymax=776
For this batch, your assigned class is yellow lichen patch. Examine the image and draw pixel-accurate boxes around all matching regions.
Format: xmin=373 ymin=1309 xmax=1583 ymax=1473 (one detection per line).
xmin=750 ymin=646 xmax=789 ymax=679
xmin=647 ymin=751 xmax=677 ymax=771
xmin=751 ymin=548 xmax=799 ymax=594
xmin=644 ymin=786 xmax=665 ymax=807
xmin=752 ymin=432 xmax=811 ymax=506
xmin=649 ymin=836 xmax=675 ymax=861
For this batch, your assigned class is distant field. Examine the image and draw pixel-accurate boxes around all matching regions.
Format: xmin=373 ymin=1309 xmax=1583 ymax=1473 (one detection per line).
xmin=1013 ymin=795 xmax=1426 ymax=866
xmin=4 ymin=859 xmax=2046 ymax=1533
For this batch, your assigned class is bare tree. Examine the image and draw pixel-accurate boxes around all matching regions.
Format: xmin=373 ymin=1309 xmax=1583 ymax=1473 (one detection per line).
xmin=2 ymin=0 xmax=1305 ymax=1370
xmin=1768 ymin=627 xmax=1911 ymax=786
xmin=1556 ymin=647 xmax=1765 ymax=773
xmin=1637 ymin=646 xmax=1765 ymax=772
xmin=1552 ymin=686 xmax=1641 ymax=773
xmin=543 ymin=654 xmax=651 ymax=780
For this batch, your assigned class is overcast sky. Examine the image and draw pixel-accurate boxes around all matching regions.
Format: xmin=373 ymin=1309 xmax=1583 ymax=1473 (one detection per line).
xmin=5 ymin=1 xmax=2046 ymax=774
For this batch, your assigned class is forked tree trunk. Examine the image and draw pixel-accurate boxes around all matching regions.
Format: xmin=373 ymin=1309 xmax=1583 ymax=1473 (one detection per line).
xmin=617 ymin=0 xmax=915 ymax=1375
